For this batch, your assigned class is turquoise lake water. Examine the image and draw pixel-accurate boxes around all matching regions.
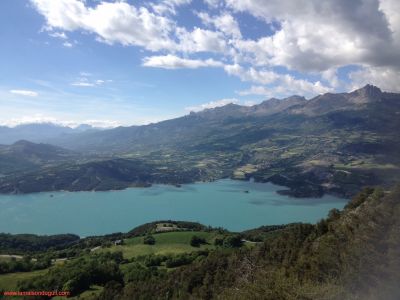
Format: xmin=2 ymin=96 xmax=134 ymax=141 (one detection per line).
xmin=0 ymin=179 xmax=347 ymax=236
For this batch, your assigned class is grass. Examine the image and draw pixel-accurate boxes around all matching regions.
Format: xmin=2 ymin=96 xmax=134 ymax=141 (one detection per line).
xmin=97 ymin=231 xmax=217 ymax=259
xmin=0 ymin=269 xmax=48 ymax=290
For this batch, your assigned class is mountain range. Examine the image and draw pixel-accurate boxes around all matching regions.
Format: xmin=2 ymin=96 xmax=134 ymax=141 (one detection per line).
xmin=0 ymin=123 xmax=99 ymax=145
xmin=1 ymin=85 xmax=399 ymax=197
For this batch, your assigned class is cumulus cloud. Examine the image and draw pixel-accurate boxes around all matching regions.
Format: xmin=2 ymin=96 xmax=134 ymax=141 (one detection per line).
xmin=30 ymin=0 xmax=400 ymax=94
xmin=224 ymin=63 xmax=332 ymax=97
xmin=348 ymin=66 xmax=400 ymax=93
xmin=224 ymin=64 xmax=279 ymax=85
xmin=143 ymin=55 xmax=223 ymax=69
xmin=176 ymin=27 xmax=227 ymax=53
xmin=238 ymin=76 xmax=331 ymax=98
xmin=185 ymin=98 xmax=239 ymax=112
xmin=153 ymin=0 xmax=192 ymax=15
xmin=31 ymin=0 xmax=176 ymax=51
xmin=203 ymin=0 xmax=221 ymax=9
xmin=197 ymin=11 xmax=241 ymax=38
xmin=10 ymin=90 xmax=39 ymax=97
xmin=226 ymin=0 xmax=400 ymax=72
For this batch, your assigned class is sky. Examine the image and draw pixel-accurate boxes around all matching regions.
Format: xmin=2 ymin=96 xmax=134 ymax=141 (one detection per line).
xmin=0 ymin=0 xmax=399 ymax=127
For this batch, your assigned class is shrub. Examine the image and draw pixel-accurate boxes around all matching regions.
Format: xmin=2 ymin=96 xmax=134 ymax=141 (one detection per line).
xmin=143 ymin=235 xmax=155 ymax=245
xmin=190 ymin=235 xmax=206 ymax=247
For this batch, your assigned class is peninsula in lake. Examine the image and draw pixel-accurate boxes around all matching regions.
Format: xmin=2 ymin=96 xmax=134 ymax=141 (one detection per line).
xmin=1 ymin=85 xmax=399 ymax=198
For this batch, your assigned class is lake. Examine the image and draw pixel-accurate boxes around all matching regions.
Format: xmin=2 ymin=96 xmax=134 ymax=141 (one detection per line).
xmin=0 ymin=179 xmax=347 ymax=236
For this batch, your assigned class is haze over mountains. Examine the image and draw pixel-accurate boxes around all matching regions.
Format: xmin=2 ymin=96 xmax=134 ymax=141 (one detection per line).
xmin=0 ymin=123 xmax=99 ymax=145
xmin=0 ymin=85 xmax=399 ymax=197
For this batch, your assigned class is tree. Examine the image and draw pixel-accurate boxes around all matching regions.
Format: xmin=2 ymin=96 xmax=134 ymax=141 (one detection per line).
xmin=190 ymin=236 xmax=206 ymax=247
xmin=143 ymin=235 xmax=155 ymax=245
xmin=223 ymin=235 xmax=243 ymax=248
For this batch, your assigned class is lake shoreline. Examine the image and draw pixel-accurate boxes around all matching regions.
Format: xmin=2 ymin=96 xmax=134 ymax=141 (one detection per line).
xmin=0 ymin=175 xmax=351 ymax=200
xmin=0 ymin=179 xmax=347 ymax=236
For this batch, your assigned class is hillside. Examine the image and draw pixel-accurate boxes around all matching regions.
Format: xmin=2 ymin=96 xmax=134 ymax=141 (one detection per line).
xmin=0 ymin=140 xmax=78 ymax=175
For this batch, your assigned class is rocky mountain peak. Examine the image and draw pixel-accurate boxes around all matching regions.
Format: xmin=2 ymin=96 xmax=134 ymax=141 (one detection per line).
xmin=350 ymin=84 xmax=382 ymax=102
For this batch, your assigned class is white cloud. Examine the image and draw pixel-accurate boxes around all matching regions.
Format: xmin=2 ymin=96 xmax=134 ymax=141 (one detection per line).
xmin=30 ymin=0 xmax=400 ymax=96
xmin=238 ymin=75 xmax=331 ymax=98
xmin=176 ymin=27 xmax=227 ymax=53
xmin=71 ymin=82 xmax=95 ymax=87
xmin=348 ymin=66 xmax=400 ymax=92
xmin=153 ymin=0 xmax=192 ymax=15
xmin=321 ymin=68 xmax=340 ymax=88
xmin=223 ymin=63 xmax=331 ymax=97
xmin=203 ymin=0 xmax=222 ymax=9
xmin=185 ymin=98 xmax=239 ymax=112
xmin=226 ymin=0 xmax=400 ymax=72
xmin=224 ymin=64 xmax=279 ymax=85
xmin=63 ymin=41 xmax=73 ymax=47
xmin=70 ymin=77 xmax=109 ymax=87
xmin=10 ymin=90 xmax=39 ymax=97
xmin=197 ymin=12 xmax=241 ymax=38
xmin=49 ymin=31 xmax=67 ymax=39
xmin=142 ymin=55 xmax=223 ymax=69
xmin=31 ymin=0 xmax=176 ymax=51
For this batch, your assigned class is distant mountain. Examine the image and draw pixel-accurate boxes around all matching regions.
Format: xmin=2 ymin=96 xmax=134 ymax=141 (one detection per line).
xmin=0 ymin=123 xmax=99 ymax=145
xmin=248 ymin=95 xmax=306 ymax=116
xmin=191 ymin=95 xmax=306 ymax=120
xmin=0 ymin=140 xmax=78 ymax=175
xmin=1 ymin=85 xmax=399 ymax=197
xmin=47 ymin=85 xmax=400 ymax=154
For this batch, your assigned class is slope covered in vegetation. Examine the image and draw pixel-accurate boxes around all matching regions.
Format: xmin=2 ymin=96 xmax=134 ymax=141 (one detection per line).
xmin=109 ymin=185 xmax=400 ymax=299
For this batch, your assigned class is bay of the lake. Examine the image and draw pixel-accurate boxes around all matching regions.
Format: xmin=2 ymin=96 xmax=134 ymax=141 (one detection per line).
xmin=0 ymin=179 xmax=347 ymax=236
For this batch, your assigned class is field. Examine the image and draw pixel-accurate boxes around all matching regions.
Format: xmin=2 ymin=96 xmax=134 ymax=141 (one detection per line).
xmin=0 ymin=269 xmax=48 ymax=290
xmin=96 ymin=231 xmax=217 ymax=259
xmin=0 ymin=231 xmax=219 ymax=293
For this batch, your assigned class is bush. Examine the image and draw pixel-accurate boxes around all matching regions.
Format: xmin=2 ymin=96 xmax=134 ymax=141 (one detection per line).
xmin=124 ymin=263 xmax=161 ymax=283
xmin=143 ymin=235 xmax=155 ymax=245
xmin=190 ymin=235 xmax=206 ymax=247
xmin=223 ymin=235 xmax=243 ymax=248
xmin=165 ymin=254 xmax=193 ymax=268
xmin=144 ymin=255 xmax=166 ymax=267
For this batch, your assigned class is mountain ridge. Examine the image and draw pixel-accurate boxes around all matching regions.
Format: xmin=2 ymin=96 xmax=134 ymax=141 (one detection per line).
xmin=0 ymin=85 xmax=399 ymax=197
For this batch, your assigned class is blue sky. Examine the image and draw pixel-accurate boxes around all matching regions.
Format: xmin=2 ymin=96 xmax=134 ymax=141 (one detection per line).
xmin=0 ymin=0 xmax=399 ymax=127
